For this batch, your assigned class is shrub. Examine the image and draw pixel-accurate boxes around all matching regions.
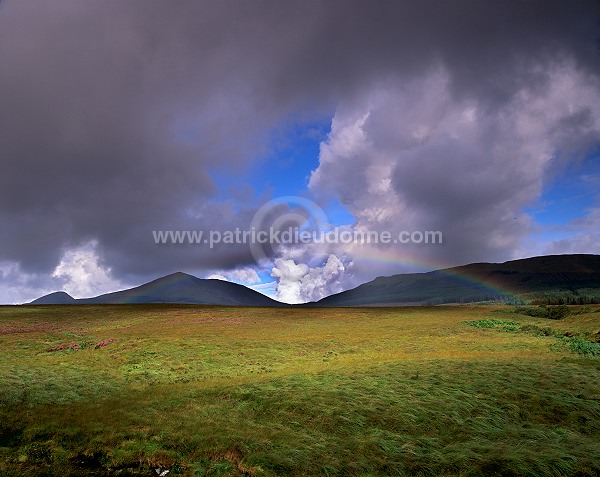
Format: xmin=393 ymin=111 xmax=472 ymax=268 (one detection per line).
xmin=519 ymin=324 xmax=556 ymax=337
xmin=547 ymin=304 xmax=570 ymax=320
xmin=513 ymin=304 xmax=571 ymax=320
xmin=25 ymin=443 xmax=52 ymax=463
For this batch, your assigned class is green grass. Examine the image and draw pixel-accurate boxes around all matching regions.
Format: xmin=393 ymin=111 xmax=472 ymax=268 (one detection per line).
xmin=560 ymin=336 xmax=600 ymax=357
xmin=1 ymin=304 xmax=599 ymax=476
xmin=463 ymin=319 xmax=521 ymax=332
xmin=466 ymin=317 xmax=600 ymax=357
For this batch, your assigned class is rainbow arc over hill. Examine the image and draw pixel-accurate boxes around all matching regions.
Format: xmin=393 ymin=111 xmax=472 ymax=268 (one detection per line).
xmin=179 ymin=249 xmax=516 ymax=301
xmin=353 ymin=249 xmax=519 ymax=302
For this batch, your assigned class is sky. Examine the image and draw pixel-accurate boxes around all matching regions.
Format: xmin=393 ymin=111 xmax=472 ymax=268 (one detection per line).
xmin=1 ymin=0 xmax=600 ymax=304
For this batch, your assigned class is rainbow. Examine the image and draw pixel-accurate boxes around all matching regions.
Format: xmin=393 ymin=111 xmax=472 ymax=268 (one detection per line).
xmin=187 ymin=248 xmax=518 ymax=303
xmin=351 ymin=248 xmax=518 ymax=302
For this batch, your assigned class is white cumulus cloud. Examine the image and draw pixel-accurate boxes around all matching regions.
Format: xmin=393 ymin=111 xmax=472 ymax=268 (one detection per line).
xmin=309 ymin=62 xmax=600 ymax=282
xmin=271 ymin=254 xmax=351 ymax=304
xmin=52 ymin=241 xmax=124 ymax=298
xmin=207 ymin=267 xmax=261 ymax=285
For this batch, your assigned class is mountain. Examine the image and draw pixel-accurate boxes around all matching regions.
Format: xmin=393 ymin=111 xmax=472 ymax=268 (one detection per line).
xmin=30 ymin=291 xmax=76 ymax=305
xmin=30 ymin=272 xmax=282 ymax=306
xmin=28 ymin=254 xmax=600 ymax=307
xmin=315 ymin=254 xmax=600 ymax=306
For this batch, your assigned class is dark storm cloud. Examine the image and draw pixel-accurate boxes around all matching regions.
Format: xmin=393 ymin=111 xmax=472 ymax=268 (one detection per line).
xmin=1 ymin=0 xmax=599 ymax=297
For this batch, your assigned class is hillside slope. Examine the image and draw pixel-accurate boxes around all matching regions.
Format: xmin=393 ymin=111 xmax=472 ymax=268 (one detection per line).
xmin=316 ymin=254 xmax=600 ymax=306
xmin=28 ymin=255 xmax=600 ymax=307
xmin=30 ymin=272 xmax=282 ymax=306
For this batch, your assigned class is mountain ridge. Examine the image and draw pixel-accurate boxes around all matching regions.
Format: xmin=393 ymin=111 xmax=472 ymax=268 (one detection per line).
xmin=28 ymin=254 xmax=600 ymax=306
xmin=315 ymin=254 xmax=600 ymax=306
xmin=30 ymin=272 xmax=282 ymax=306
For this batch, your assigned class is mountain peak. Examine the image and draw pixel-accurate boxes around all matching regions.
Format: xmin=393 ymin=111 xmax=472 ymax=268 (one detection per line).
xmin=30 ymin=291 xmax=75 ymax=305
xmin=171 ymin=271 xmax=195 ymax=277
xmin=161 ymin=271 xmax=199 ymax=280
xmin=26 ymin=254 xmax=600 ymax=307
xmin=28 ymin=271 xmax=280 ymax=306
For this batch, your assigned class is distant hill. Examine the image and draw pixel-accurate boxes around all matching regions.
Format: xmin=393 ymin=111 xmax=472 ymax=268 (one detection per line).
xmin=30 ymin=272 xmax=282 ymax=306
xmin=315 ymin=254 xmax=600 ymax=306
xmin=28 ymin=255 xmax=600 ymax=307
xmin=30 ymin=291 xmax=76 ymax=305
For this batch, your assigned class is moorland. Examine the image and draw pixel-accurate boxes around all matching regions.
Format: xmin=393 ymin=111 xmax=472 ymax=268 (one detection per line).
xmin=0 ymin=304 xmax=599 ymax=476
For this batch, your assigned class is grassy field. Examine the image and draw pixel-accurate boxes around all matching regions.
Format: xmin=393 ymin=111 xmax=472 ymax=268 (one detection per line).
xmin=0 ymin=304 xmax=599 ymax=476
